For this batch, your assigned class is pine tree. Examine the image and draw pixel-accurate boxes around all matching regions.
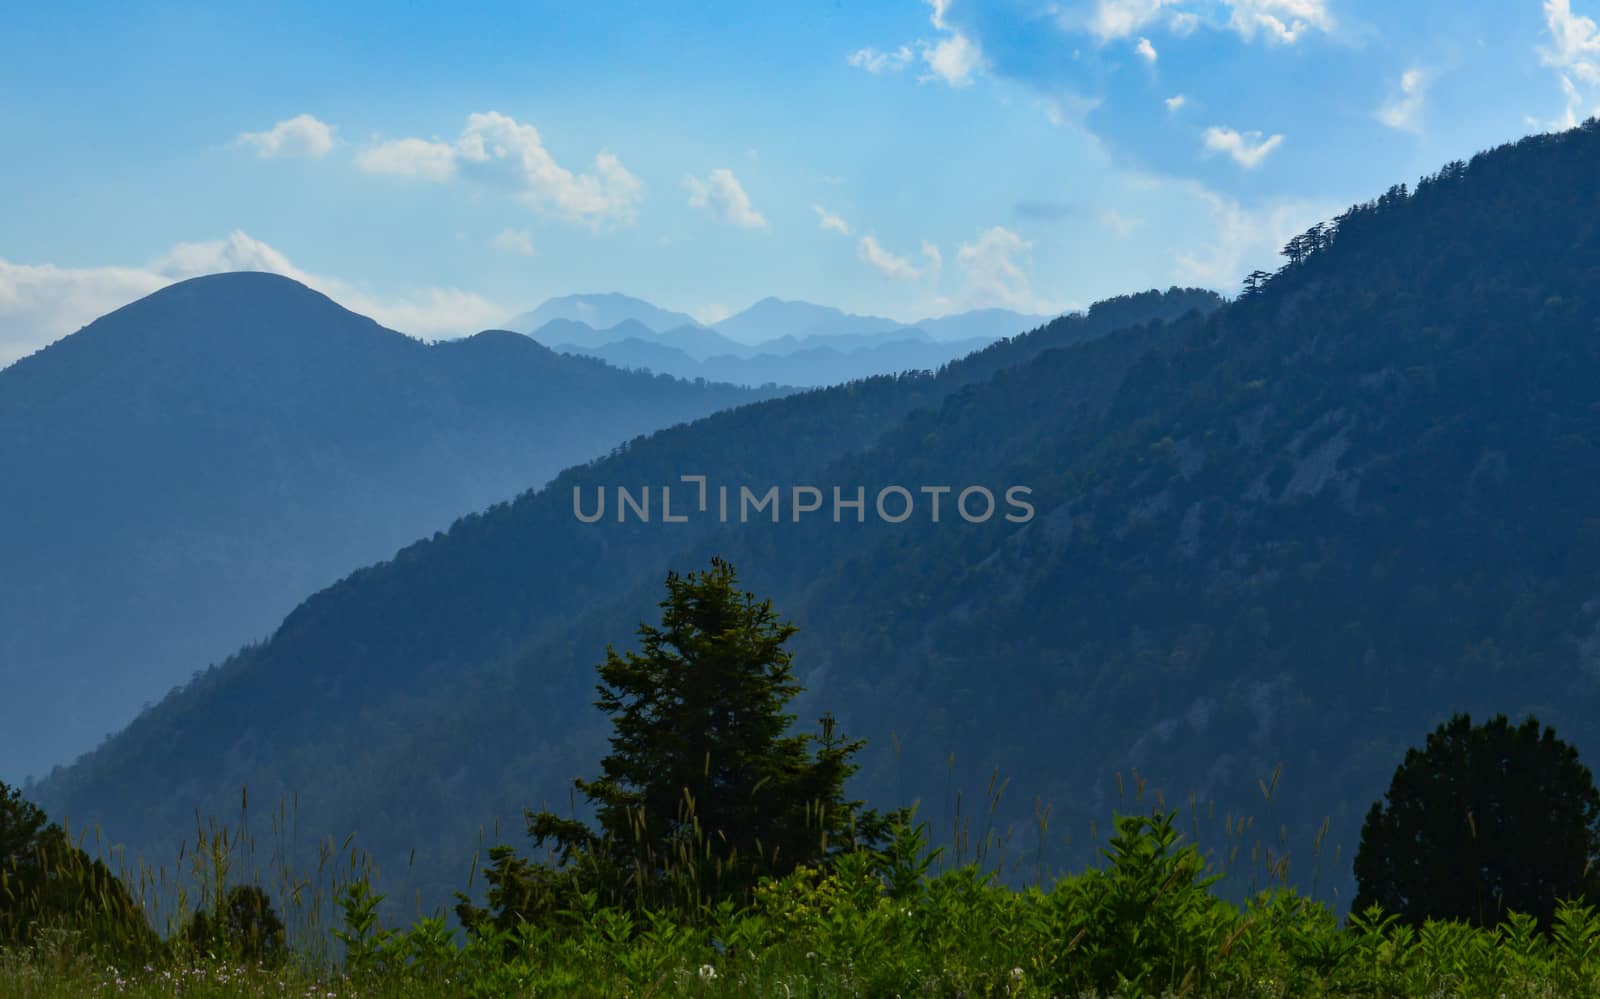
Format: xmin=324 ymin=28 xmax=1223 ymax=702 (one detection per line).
xmin=525 ymin=557 xmax=889 ymax=911
xmin=1353 ymin=714 xmax=1600 ymax=928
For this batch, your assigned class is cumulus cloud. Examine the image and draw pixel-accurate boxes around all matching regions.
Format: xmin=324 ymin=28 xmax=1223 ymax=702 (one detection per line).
xmin=685 ymin=168 xmax=768 ymax=230
xmin=1086 ymin=0 xmax=1182 ymax=41
xmin=1203 ymin=126 xmax=1285 ymax=168
xmin=1135 ymin=37 xmax=1159 ymax=62
xmin=1223 ymin=0 xmax=1334 ymax=44
xmin=813 ymin=205 xmax=852 ymax=236
xmin=492 ymin=228 xmax=535 ymax=256
xmin=953 ymin=226 xmax=1044 ymax=311
xmin=921 ymin=241 xmax=944 ymax=283
xmin=235 ymin=114 xmax=335 ymax=159
xmin=1076 ymin=0 xmax=1329 ymax=45
xmin=848 ymin=45 xmax=913 ymax=73
xmin=0 ymin=232 xmax=510 ymax=366
xmin=859 ymin=235 xmax=924 ymax=280
xmin=356 ymin=112 xmax=643 ymax=228
xmin=0 ymin=262 xmax=168 ymax=367
xmin=1165 ymin=94 xmax=1188 ymax=111
xmin=1377 ymin=68 xmax=1430 ymax=133
xmin=1538 ymin=0 xmax=1600 ymax=128
xmin=922 ymin=31 xmax=985 ymax=86
xmin=853 ymin=0 xmax=985 ymax=87
xmin=357 ymin=137 xmax=456 ymax=180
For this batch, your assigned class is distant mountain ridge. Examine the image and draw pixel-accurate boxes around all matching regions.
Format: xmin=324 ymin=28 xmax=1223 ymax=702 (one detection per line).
xmin=0 ymin=273 xmax=778 ymax=782
xmin=506 ymin=292 xmax=701 ymax=334
xmin=521 ymin=304 xmax=1054 ymax=386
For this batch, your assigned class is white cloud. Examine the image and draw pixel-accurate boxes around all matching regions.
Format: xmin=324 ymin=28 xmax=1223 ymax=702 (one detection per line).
xmin=813 ymin=205 xmax=852 ymax=236
xmin=922 ymin=31 xmax=985 ymax=86
xmin=953 ymin=226 xmax=1041 ymax=311
xmin=357 ymin=137 xmax=457 ymax=180
xmin=1203 ymin=126 xmax=1285 ymax=168
xmin=492 ymin=228 xmax=535 ymax=256
xmin=1165 ymin=94 xmax=1188 ymax=111
xmin=1376 ymin=68 xmax=1429 ymax=133
xmin=685 ymin=168 xmax=768 ymax=230
xmin=0 ymin=231 xmax=510 ymax=366
xmin=1086 ymin=0 xmax=1182 ymax=41
xmin=0 ymin=262 xmax=168 ymax=367
xmin=1077 ymin=0 xmax=1329 ymax=45
xmin=859 ymin=235 xmax=923 ymax=280
xmin=356 ymin=112 xmax=643 ymax=228
xmin=848 ymin=45 xmax=914 ymax=73
xmin=235 ymin=114 xmax=335 ymax=159
xmin=855 ymin=0 xmax=984 ymax=87
xmin=1135 ymin=37 xmax=1159 ymax=62
xmin=1539 ymin=1 xmax=1600 ymax=128
xmin=921 ymin=241 xmax=944 ymax=283
xmin=1222 ymin=0 xmax=1333 ymax=44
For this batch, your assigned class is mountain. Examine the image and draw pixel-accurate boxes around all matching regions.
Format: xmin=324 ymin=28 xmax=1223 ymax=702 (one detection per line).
xmin=708 ymin=300 xmax=1047 ymax=346
xmin=567 ymin=334 xmax=999 ymax=387
xmin=31 ymin=285 xmax=1218 ymax=906
xmin=509 ymin=293 xmax=701 ymax=334
xmin=710 ymin=297 xmax=908 ymax=345
xmin=0 ymin=273 xmax=779 ymax=782
xmin=526 ymin=319 xmax=747 ymax=361
xmin=912 ymin=307 xmax=1055 ymax=342
xmin=533 ymin=309 xmax=1049 ymax=386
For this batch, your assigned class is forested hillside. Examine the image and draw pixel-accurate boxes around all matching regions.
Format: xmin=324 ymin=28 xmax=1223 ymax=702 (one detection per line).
xmin=32 ymin=286 xmax=1218 ymax=902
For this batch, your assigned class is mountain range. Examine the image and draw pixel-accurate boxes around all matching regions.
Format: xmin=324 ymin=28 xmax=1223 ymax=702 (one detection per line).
xmin=32 ymin=122 xmax=1600 ymax=924
xmin=0 ymin=274 xmax=778 ymax=782
xmin=519 ymin=302 xmax=1053 ymax=387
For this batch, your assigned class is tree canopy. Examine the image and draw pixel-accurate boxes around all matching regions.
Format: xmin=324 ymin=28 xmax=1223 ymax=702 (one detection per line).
xmin=1353 ymin=713 xmax=1600 ymax=927
xmin=479 ymin=558 xmax=890 ymax=920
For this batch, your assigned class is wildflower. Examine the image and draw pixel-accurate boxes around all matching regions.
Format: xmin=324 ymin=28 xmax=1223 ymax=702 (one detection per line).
xmin=699 ymin=963 xmax=718 ymax=981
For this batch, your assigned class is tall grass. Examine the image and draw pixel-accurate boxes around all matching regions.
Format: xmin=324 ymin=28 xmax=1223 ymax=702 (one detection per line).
xmin=4 ymin=769 xmax=1597 ymax=997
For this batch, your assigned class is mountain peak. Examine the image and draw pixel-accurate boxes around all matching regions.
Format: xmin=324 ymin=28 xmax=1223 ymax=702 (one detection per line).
xmin=510 ymin=293 xmax=700 ymax=334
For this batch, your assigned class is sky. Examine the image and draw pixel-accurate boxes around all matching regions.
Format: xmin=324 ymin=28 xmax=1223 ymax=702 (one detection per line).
xmin=1 ymin=0 xmax=1597 ymax=365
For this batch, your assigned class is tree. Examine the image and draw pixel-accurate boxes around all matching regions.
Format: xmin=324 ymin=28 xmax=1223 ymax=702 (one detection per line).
xmin=1 ymin=780 xmax=155 ymax=958
xmin=1353 ymin=714 xmax=1600 ymax=928
xmin=522 ymin=557 xmax=890 ymax=913
xmin=178 ymin=884 xmax=286 ymax=963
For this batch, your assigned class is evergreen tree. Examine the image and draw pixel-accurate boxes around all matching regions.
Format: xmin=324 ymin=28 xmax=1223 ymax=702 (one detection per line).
xmin=0 ymin=780 xmax=155 ymax=959
xmin=525 ymin=557 xmax=890 ymax=912
xmin=1353 ymin=714 xmax=1600 ymax=928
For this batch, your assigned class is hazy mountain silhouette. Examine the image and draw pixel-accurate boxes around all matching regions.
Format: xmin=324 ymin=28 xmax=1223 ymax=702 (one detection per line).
xmin=0 ymin=273 xmax=777 ymax=781
xmin=508 ymin=292 xmax=701 ymax=334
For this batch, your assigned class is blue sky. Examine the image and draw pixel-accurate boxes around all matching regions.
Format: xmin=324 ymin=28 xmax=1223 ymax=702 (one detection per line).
xmin=2 ymin=0 xmax=1597 ymax=363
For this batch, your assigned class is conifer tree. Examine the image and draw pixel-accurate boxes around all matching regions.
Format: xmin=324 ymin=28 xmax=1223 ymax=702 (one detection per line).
xmin=525 ymin=557 xmax=888 ymax=910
